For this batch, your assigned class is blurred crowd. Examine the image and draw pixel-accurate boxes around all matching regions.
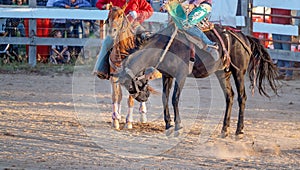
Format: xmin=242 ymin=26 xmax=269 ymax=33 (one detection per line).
xmin=0 ymin=0 xmax=167 ymax=64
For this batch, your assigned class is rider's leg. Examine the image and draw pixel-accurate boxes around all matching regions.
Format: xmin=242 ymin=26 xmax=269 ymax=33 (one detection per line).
xmin=93 ymin=35 xmax=114 ymax=74
xmin=186 ymin=26 xmax=217 ymax=46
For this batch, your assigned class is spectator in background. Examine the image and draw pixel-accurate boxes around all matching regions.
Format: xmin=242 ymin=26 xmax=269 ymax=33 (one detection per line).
xmin=50 ymin=30 xmax=70 ymax=64
xmin=83 ymin=0 xmax=97 ymax=38
xmin=11 ymin=0 xmax=26 ymax=37
xmin=53 ymin=0 xmax=91 ymax=39
xmin=54 ymin=0 xmax=91 ymax=59
xmin=37 ymin=0 xmax=48 ymax=6
xmin=4 ymin=0 xmax=27 ymax=59
xmin=271 ymin=8 xmax=294 ymax=81
xmin=0 ymin=0 xmax=12 ymax=4
xmin=87 ymin=0 xmax=96 ymax=6
xmin=46 ymin=0 xmax=56 ymax=6
xmin=47 ymin=0 xmax=67 ymax=37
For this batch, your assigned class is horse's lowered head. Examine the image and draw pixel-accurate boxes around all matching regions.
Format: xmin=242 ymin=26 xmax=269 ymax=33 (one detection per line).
xmin=117 ymin=66 xmax=160 ymax=102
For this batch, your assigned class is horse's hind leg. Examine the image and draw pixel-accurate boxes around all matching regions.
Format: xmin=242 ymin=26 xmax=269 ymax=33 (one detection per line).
xmin=216 ymin=71 xmax=234 ymax=138
xmin=125 ymin=95 xmax=134 ymax=129
xmin=232 ymin=71 xmax=247 ymax=137
xmin=111 ymin=76 xmax=122 ymax=130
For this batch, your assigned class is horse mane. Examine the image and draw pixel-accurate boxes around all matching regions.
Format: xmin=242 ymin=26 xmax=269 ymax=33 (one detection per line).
xmin=109 ymin=6 xmax=150 ymax=58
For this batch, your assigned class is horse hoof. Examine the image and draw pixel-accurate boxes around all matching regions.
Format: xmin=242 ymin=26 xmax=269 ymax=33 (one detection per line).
xmin=165 ymin=126 xmax=174 ymax=136
xmin=174 ymin=128 xmax=183 ymax=137
xmin=235 ymin=131 xmax=244 ymax=139
xmin=140 ymin=113 xmax=147 ymax=123
xmin=125 ymin=122 xmax=133 ymax=129
xmin=221 ymin=130 xmax=229 ymax=138
xmin=175 ymin=124 xmax=183 ymax=131
xmin=112 ymin=119 xmax=120 ymax=130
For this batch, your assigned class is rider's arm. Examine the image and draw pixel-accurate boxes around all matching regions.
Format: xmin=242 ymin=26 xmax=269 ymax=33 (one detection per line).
xmin=95 ymin=0 xmax=110 ymax=10
xmin=130 ymin=0 xmax=154 ymax=24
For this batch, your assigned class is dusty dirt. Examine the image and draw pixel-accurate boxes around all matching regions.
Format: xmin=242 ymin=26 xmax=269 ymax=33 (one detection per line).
xmin=0 ymin=69 xmax=300 ymax=169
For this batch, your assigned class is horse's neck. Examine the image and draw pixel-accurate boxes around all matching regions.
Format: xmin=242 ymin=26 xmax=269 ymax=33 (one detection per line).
xmin=116 ymin=29 xmax=136 ymax=54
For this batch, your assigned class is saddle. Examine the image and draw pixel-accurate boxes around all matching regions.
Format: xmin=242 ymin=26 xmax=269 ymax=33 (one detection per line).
xmin=166 ymin=0 xmax=230 ymax=70
xmin=195 ymin=18 xmax=231 ymax=70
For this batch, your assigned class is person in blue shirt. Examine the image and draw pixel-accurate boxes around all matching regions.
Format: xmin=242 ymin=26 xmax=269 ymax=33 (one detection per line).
xmin=53 ymin=0 xmax=91 ymax=38
xmin=54 ymin=0 xmax=91 ymax=58
xmin=53 ymin=0 xmax=91 ymax=8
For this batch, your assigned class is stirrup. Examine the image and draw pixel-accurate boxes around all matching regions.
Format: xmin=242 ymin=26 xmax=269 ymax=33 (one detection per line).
xmin=188 ymin=58 xmax=195 ymax=74
xmin=207 ymin=43 xmax=219 ymax=50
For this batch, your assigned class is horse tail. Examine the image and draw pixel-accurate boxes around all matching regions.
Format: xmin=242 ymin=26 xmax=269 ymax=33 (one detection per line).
xmin=246 ymin=35 xmax=279 ymax=97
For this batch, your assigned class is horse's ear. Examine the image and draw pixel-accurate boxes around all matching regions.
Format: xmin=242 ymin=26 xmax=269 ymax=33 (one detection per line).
xmin=121 ymin=2 xmax=127 ymax=11
xmin=108 ymin=2 xmax=113 ymax=10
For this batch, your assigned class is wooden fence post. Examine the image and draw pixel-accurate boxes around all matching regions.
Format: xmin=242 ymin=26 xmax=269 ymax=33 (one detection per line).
xmin=28 ymin=0 xmax=37 ymax=67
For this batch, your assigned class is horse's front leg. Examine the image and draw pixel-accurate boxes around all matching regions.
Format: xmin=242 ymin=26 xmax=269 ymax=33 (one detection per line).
xmin=111 ymin=76 xmax=122 ymax=130
xmin=216 ymin=71 xmax=234 ymax=138
xmin=162 ymin=76 xmax=173 ymax=134
xmin=139 ymin=102 xmax=147 ymax=123
xmin=172 ymin=77 xmax=186 ymax=136
xmin=125 ymin=95 xmax=134 ymax=129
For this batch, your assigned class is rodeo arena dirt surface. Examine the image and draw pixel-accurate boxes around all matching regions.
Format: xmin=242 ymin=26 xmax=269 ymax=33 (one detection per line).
xmin=0 ymin=61 xmax=300 ymax=169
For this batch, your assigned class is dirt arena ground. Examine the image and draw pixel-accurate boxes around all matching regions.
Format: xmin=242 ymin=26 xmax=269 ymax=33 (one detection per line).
xmin=0 ymin=68 xmax=300 ymax=169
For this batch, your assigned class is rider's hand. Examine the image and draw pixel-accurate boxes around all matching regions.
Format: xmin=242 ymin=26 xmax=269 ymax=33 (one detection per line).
xmin=129 ymin=11 xmax=138 ymax=19
xmin=102 ymin=3 xmax=111 ymax=10
xmin=159 ymin=6 xmax=166 ymax=12
xmin=188 ymin=4 xmax=195 ymax=12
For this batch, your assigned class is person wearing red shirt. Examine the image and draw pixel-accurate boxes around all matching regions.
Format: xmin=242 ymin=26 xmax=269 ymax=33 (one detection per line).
xmin=271 ymin=8 xmax=294 ymax=80
xmin=96 ymin=0 xmax=153 ymax=24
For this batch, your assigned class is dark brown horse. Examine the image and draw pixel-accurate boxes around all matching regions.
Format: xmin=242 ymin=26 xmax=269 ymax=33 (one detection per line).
xmin=117 ymin=22 xmax=279 ymax=138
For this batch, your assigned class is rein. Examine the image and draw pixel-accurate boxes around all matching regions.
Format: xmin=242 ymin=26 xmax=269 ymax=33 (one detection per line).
xmin=124 ymin=24 xmax=179 ymax=80
xmin=154 ymin=25 xmax=178 ymax=69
